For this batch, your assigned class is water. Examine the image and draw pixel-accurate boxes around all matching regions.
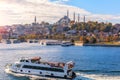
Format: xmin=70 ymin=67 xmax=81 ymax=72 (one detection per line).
xmin=0 ymin=43 xmax=120 ymax=80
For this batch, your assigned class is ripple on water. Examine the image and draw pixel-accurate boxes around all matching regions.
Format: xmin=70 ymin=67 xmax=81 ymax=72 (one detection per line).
xmin=0 ymin=43 xmax=120 ymax=80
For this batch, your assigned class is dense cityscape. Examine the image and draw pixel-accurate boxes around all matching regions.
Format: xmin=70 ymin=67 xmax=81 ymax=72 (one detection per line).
xmin=0 ymin=11 xmax=120 ymax=45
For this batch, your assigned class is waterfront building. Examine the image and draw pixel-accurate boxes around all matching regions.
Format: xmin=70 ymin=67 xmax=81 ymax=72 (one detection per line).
xmin=0 ymin=27 xmax=9 ymax=39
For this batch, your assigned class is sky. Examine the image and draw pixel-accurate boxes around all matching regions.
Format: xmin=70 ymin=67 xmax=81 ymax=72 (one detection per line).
xmin=64 ymin=0 xmax=120 ymax=15
xmin=0 ymin=0 xmax=120 ymax=26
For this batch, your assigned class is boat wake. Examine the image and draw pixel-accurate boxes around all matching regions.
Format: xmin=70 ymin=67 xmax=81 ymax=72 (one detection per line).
xmin=29 ymin=73 xmax=93 ymax=80
xmin=74 ymin=72 xmax=120 ymax=80
xmin=5 ymin=69 xmax=92 ymax=80
xmin=5 ymin=69 xmax=29 ymax=77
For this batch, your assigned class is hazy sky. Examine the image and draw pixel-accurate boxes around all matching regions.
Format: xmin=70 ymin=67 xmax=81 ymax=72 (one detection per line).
xmin=0 ymin=0 xmax=120 ymax=26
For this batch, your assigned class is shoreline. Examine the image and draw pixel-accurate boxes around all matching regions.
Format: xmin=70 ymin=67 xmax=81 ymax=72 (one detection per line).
xmin=1 ymin=41 xmax=120 ymax=47
xmin=74 ymin=41 xmax=120 ymax=47
xmin=83 ymin=44 xmax=120 ymax=47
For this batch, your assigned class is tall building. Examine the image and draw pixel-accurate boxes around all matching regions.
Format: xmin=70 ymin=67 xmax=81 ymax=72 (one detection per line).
xmin=83 ymin=16 xmax=86 ymax=28
xmin=32 ymin=16 xmax=37 ymax=26
xmin=83 ymin=16 xmax=86 ymax=23
xmin=67 ymin=10 xmax=69 ymax=18
xmin=34 ymin=16 xmax=37 ymax=24
xmin=78 ymin=14 xmax=80 ymax=22
xmin=73 ymin=12 xmax=76 ymax=22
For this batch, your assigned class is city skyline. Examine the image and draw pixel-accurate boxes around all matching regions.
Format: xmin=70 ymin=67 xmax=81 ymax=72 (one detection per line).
xmin=0 ymin=0 xmax=120 ymax=26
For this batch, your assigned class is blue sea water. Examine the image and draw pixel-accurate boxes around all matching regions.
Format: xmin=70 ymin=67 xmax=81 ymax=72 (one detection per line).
xmin=0 ymin=43 xmax=120 ymax=80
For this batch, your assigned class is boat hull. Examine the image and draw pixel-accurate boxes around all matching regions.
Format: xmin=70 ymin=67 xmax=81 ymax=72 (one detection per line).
xmin=5 ymin=67 xmax=76 ymax=80
xmin=5 ymin=68 xmax=75 ymax=80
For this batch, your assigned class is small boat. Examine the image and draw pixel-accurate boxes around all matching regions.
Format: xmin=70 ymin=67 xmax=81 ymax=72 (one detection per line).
xmin=61 ymin=41 xmax=74 ymax=47
xmin=40 ymin=40 xmax=61 ymax=46
xmin=5 ymin=57 xmax=76 ymax=79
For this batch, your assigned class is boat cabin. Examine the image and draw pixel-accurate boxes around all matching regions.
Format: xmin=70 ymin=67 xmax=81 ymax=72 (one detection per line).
xmin=19 ymin=57 xmax=74 ymax=69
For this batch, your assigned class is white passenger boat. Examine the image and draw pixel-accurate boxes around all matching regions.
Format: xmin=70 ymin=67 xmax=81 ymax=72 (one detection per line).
xmin=61 ymin=42 xmax=74 ymax=47
xmin=5 ymin=57 xmax=76 ymax=79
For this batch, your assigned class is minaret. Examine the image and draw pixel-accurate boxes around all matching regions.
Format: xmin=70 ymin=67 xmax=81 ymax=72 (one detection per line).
xmin=83 ymin=16 xmax=86 ymax=23
xmin=78 ymin=14 xmax=80 ymax=22
xmin=73 ymin=12 xmax=75 ymax=22
xmin=83 ymin=16 xmax=86 ymax=28
xmin=9 ymin=28 xmax=13 ymax=39
xmin=34 ymin=16 xmax=36 ymax=24
xmin=67 ymin=10 xmax=69 ymax=18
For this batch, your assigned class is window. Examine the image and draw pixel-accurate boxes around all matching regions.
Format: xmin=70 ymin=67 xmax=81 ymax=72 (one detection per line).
xmin=28 ymin=71 xmax=30 ymax=73
xmin=15 ymin=64 xmax=21 ymax=68
xmin=40 ymin=72 xmax=42 ymax=74
xmin=23 ymin=65 xmax=64 ymax=72
xmin=51 ymin=73 xmax=54 ymax=76
xmin=26 ymin=60 xmax=29 ymax=62
xmin=21 ymin=70 xmax=23 ymax=72
xmin=67 ymin=69 xmax=72 ymax=73
xmin=20 ymin=60 xmax=25 ymax=62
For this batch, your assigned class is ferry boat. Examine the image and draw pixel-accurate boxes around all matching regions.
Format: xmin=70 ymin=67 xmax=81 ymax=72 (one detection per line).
xmin=5 ymin=57 xmax=76 ymax=79
xmin=61 ymin=41 xmax=74 ymax=47
xmin=40 ymin=40 xmax=61 ymax=46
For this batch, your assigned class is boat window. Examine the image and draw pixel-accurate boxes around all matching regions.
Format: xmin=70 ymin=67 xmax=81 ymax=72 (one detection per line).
xmin=28 ymin=71 xmax=30 ymax=73
xmin=20 ymin=60 xmax=25 ymax=62
xmin=23 ymin=65 xmax=64 ymax=72
xmin=26 ymin=60 xmax=29 ymax=62
xmin=67 ymin=69 xmax=72 ymax=73
xmin=51 ymin=73 xmax=54 ymax=76
xmin=31 ymin=60 xmax=36 ymax=63
xmin=40 ymin=72 xmax=42 ymax=74
xmin=21 ymin=70 xmax=23 ymax=72
xmin=15 ymin=64 xmax=21 ymax=68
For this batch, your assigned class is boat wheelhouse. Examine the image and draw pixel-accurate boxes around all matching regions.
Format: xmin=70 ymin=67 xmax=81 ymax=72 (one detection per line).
xmin=5 ymin=57 xmax=76 ymax=79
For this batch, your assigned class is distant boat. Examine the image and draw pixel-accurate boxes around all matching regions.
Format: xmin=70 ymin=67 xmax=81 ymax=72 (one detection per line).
xmin=61 ymin=41 xmax=74 ymax=47
xmin=12 ymin=39 xmax=21 ymax=44
xmin=40 ymin=40 xmax=61 ymax=46
xmin=5 ymin=57 xmax=76 ymax=79
xmin=1 ymin=39 xmax=11 ymax=44
xmin=1 ymin=39 xmax=21 ymax=44
xmin=27 ymin=39 xmax=39 ymax=43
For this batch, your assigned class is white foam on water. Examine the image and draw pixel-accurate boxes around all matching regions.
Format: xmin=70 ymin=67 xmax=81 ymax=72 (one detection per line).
xmin=5 ymin=70 xmax=120 ymax=80
xmin=5 ymin=69 xmax=29 ymax=77
xmin=29 ymin=75 xmax=60 ymax=80
xmin=75 ymin=72 xmax=120 ymax=80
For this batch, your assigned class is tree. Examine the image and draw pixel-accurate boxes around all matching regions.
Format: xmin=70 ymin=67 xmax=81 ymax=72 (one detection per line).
xmin=83 ymin=36 xmax=89 ymax=43
xmin=71 ymin=39 xmax=75 ymax=43
xmin=52 ymin=25 xmax=57 ymax=33
xmin=18 ymin=36 xmax=26 ymax=42
xmin=90 ymin=37 xmax=97 ymax=43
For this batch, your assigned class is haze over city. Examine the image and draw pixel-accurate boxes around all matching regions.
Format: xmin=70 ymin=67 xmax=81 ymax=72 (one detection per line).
xmin=0 ymin=0 xmax=120 ymax=26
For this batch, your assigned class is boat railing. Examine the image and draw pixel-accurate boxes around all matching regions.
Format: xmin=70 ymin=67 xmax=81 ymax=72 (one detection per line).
xmin=19 ymin=57 xmax=73 ymax=69
xmin=39 ymin=62 xmax=65 ymax=68
xmin=31 ymin=57 xmax=41 ymax=61
xmin=20 ymin=57 xmax=29 ymax=60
